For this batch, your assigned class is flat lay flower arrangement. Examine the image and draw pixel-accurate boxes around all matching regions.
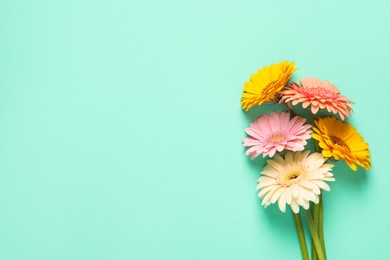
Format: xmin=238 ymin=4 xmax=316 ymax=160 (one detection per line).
xmin=241 ymin=61 xmax=371 ymax=260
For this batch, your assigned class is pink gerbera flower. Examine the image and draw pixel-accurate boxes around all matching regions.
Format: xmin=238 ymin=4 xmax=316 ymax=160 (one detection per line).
xmin=243 ymin=112 xmax=312 ymax=159
xmin=280 ymin=78 xmax=353 ymax=120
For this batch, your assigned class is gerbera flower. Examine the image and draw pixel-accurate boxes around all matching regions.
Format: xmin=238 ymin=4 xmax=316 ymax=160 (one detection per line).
xmin=243 ymin=112 xmax=312 ymax=159
xmin=280 ymin=78 xmax=354 ymax=120
xmin=257 ymin=151 xmax=335 ymax=213
xmin=241 ymin=61 xmax=297 ymax=111
xmin=312 ymin=117 xmax=371 ymax=171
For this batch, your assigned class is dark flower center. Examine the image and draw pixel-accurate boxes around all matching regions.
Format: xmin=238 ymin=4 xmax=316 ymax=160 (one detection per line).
xmin=285 ymin=170 xmax=301 ymax=181
xmin=330 ymin=135 xmax=349 ymax=151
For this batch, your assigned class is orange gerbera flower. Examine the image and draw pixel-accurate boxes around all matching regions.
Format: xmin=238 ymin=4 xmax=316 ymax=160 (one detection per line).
xmin=312 ymin=117 xmax=371 ymax=171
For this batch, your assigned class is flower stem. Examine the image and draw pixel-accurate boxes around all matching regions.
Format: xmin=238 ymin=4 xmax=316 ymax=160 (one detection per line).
xmin=304 ymin=210 xmax=326 ymax=260
xmin=278 ymin=100 xmax=297 ymax=116
xmin=293 ymin=212 xmax=310 ymax=260
xmin=319 ymin=195 xmax=327 ymax=259
xmin=311 ymin=202 xmax=320 ymax=260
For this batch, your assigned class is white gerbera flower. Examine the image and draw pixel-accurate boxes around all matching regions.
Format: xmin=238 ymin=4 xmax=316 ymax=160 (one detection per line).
xmin=257 ymin=151 xmax=335 ymax=213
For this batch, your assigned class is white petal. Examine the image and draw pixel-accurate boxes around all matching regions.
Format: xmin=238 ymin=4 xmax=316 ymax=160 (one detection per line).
xmin=261 ymin=168 xmax=279 ymax=178
xmin=312 ymin=180 xmax=331 ymax=191
xmin=310 ymin=167 xmax=333 ymax=176
xmin=297 ymin=195 xmax=305 ymax=206
xmin=299 ymin=187 xmax=317 ymax=202
xmin=267 ymin=159 xmax=285 ymax=172
xmin=258 ymin=185 xmax=277 ymax=198
xmin=290 ymin=199 xmax=300 ymax=213
xmin=262 ymin=187 xmax=279 ymax=206
xmin=293 ymin=151 xmax=302 ymax=161
xmin=312 ymin=185 xmax=321 ymax=195
xmin=306 ymin=154 xmax=326 ymax=170
xmin=302 ymin=199 xmax=310 ymax=210
xmin=285 ymin=190 xmax=292 ymax=204
xmin=299 ymin=180 xmax=316 ymax=190
xmin=290 ymin=184 xmax=300 ymax=198
xmin=301 ymin=150 xmax=311 ymax=161
xmin=285 ymin=152 xmax=294 ymax=164
xmin=278 ymin=193 xmax=287 ymax=212
xmin=256 ymin=179 xmax=277 ymax=190
xmin=270 ymin=187 xmax=286 ymax=204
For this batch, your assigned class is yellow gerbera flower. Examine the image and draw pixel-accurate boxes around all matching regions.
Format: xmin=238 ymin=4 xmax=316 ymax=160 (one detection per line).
xmin=241 ymin=61 xmax=297 ymax=111
xmin=312 ymin=117 xmax=371 ymax=171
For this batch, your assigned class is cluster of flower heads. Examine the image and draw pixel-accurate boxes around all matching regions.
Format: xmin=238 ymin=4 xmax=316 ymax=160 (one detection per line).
xmin=241 ymin=61 xmax=371 ymax=213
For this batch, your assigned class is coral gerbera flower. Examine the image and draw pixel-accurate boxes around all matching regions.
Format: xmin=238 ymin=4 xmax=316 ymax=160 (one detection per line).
xmin=312 ymin=117 xmax=371 ymax=171
xmin=280 ymin=78 xmax=354 ymax=120
xmin=243 ymin=112 xmax=312 ymax=159
xmin=241 ymin=61 xmax=297 ymax=111
xmin=257 ymin=151 xmax=335 ymax=213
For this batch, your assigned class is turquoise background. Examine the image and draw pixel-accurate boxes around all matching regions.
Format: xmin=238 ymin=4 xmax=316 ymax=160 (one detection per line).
xmin=0 ymin=0 xmax=389 ymax=259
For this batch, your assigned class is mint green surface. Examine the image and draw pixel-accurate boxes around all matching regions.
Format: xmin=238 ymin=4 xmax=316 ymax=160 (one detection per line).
xmin=0 ymin=0 xmax=389 ymax=259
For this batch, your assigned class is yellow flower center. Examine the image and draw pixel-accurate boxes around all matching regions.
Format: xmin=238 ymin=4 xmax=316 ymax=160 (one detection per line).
xmin=278 ymin=168 xmax=305 ymax=187
xmin=270 ymin=133 xmax=285 ymax=143
xmin=285 ymin=170 xmax=301 ymax=181
xmin=330 ymin=135 xmax=350 ymax=151
xmin=288 ymin=171 xmax=301 ymax=181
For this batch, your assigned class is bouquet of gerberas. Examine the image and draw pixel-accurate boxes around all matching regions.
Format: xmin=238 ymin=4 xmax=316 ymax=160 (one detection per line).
xmin=241 ymin=61 xmax=371 ymax=260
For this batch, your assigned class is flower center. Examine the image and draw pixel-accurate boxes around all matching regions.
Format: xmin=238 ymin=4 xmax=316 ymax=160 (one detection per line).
xmin=330 ymin=135 xmax=350 ymax=150
xmin=278 ymin=168 xmax=305 ymax=187
xmin=285 ymin=170 xmax=301 ymax=181
xmin=269 ymin=133 xmax=286 ymax=143
xmin=304 ymin=87 xmax=337 ymax=99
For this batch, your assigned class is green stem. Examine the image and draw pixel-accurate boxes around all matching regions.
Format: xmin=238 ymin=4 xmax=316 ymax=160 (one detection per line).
xmin=304 ymin=210 xmax=326 ymax=260
xmin=319 ymin=195 xmax=327 ymax=259
xmin=312 ymin=202 xmax=320 ymax=260
xmin=278 ymin=100 xmax=298 ymax=116
xmin=293 ymin=212 xmax=310 ymax=260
